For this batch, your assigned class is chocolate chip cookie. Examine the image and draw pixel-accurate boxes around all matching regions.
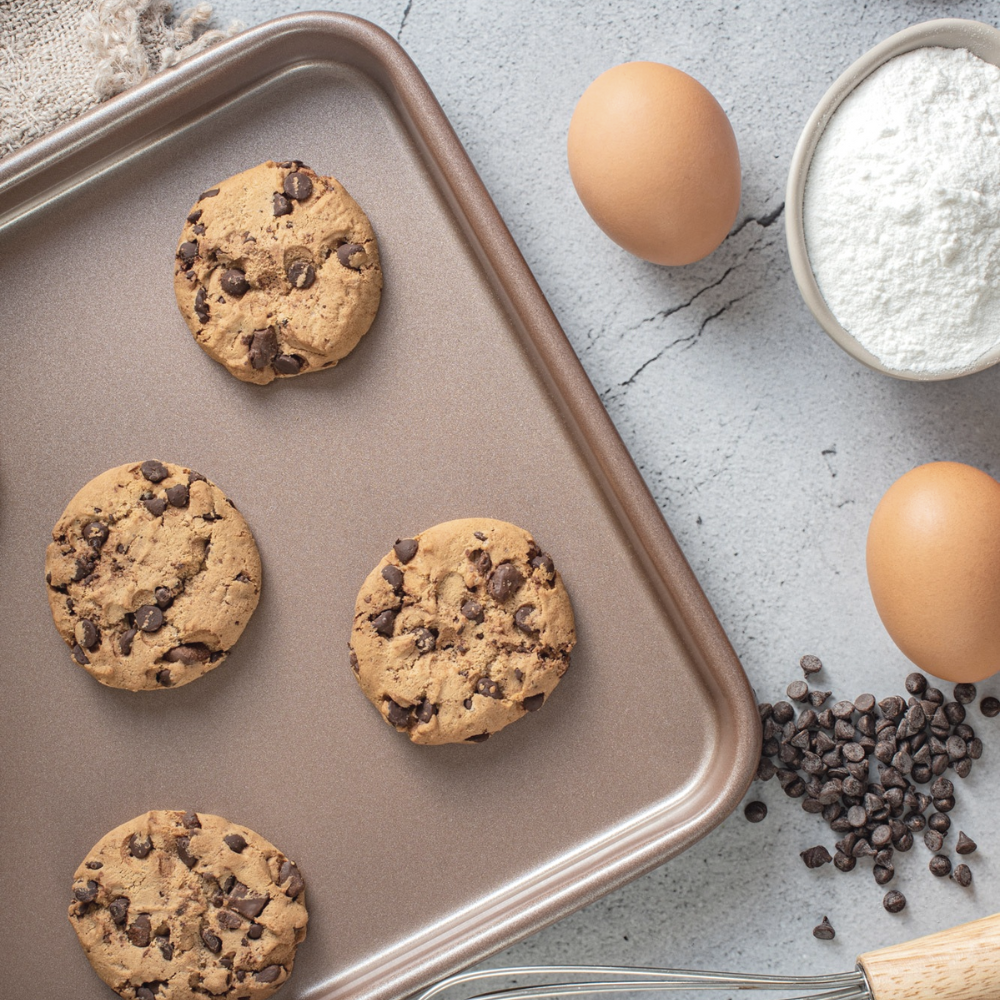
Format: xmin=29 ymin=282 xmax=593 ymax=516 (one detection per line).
xmin=350 ymin=518 xmax=576 ymax=745
xmin=45 ymin=461 xmax=261 ymax=691
xmin=69 ymin=810 xmax=308 ymax=1000
xmin=174 ymin=160 xmax=382 ymax=384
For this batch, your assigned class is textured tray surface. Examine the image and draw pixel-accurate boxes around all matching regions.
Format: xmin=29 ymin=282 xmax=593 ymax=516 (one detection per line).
xmin=0 ymin=16 xmax=757 ymax=1000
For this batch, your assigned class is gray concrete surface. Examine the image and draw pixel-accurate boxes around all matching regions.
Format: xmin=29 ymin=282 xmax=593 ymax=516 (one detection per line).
xmin=209 ymin=0 xmax=1000 ymax=982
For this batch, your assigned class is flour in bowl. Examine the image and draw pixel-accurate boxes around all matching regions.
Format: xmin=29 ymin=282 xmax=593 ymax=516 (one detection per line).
xmin=804 ymin=46 xmax=1000 ymax=375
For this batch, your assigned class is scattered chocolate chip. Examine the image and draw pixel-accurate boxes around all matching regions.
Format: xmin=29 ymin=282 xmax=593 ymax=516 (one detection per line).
xmin=924 ymin=829 xmax=944 ymax=852
xmin=336 ymin=242 xmax=364 ymax=268
xmin=371 ymin=609 xmax=397 ymax=638
xmin=952 ymin=863 xmax=973 ymax=887
xmin=514 ymin=605 xmax=538 ymax=635
xmin=129 ymin=834 xmax=152 ymax=859
xmin=488 ymin=563 xmax=523 ymax=602
xmin=461 ymin=599 xmax=484 ymax=623
xmin=394 ymin=538 xmax=418 ymax=563
xmin=981 ymin=696 xmax=1000 ymax=718
xmin=382 ymin=565 xmax=404 ymax=590
xmin=165 ymin=483 xmax=189 ymax=508
xmin=287 ymin=260 xmax=316 ymax=288
xmin=143 ymin=496 xmax=167 ymax=516
xmin=273 ymin=353 xmax=304 ymax=374
xmin=787 ymin=680 xmax=809 ymax=702
xmin=220 ymin=268 xmax=250 ymax=297
xmin=953 ymin=683 xmax=977 ymax=705
xmin=956 ymin=831 xmax=977 ymax=854
xmin=929 ymin=854 xmax=952 ymax=877
xmin=283 ymin=171 xmax=313 ymax=200
xmin=800 ymin=845 xmax=832 ymax=868
xmin=883 ymin=889 xmax=906 ymax=913
xmin=273 ymin=192 xmax=292 ymax=216
xmin=247 ymin=327 xmax=279 ymax=369
xmin=109 ymin=897 xmax=129 ymax=924
xmin=800 ymin=654 xmax=823 ymax=676
xmin=522 ymin=693 xmax=545 ymax=712
xmin=135 ymin=605 xmax=163 ymax=632
xmin=854 ymin=693 xmax=876 ymax=713
xmin=744 ymin=801 xmax=767 ymax=823
xmin=812 ymin=916 xmax=835 ymax=940
xmin=224 ymin=833 xmax=247 ymax=853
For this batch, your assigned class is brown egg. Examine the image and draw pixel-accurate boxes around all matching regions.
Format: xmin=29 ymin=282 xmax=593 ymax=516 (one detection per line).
xmin=567 ymin=61 xmax=741 ymax=266
xmin=866 ymin=461 xmax=1000 ymax=682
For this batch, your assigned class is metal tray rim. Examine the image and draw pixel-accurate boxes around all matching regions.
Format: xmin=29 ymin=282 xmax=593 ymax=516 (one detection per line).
xmin=0 ymin=12 xmax=761 ymax=1000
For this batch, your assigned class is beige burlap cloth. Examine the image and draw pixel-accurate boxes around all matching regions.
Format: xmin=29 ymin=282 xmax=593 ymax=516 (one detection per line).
xmin=0 ymin=0 xmax=240 ymax=158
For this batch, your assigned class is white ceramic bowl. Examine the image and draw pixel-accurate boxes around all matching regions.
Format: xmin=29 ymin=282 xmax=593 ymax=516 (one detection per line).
xmin=786 ymin=18 xmax=1000 ymax=381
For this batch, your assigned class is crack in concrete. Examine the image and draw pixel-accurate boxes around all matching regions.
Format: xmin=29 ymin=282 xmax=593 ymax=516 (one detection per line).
xmin=397 ymin=0 xmax=413 ymax=40
xmin=728 ymin=201 xmax=785 ymax=241
xmin=617 ymin=289 xmax=752 ymax=387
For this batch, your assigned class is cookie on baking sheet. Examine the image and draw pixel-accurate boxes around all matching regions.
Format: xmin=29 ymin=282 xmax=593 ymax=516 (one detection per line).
xmin=45 ymin=461 xmax=261 ymax=691
xmin=69 ymin=810 xmax=308 ymax=1000
xmin=174 ymin=160 xmax=382 ymax=385
xmin=350 ymin=517 xmax=576 ymax=745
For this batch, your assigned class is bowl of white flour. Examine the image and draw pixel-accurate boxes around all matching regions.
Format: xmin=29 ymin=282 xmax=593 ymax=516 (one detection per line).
xmin=787 ymin=19 xmax=1000 ymax=380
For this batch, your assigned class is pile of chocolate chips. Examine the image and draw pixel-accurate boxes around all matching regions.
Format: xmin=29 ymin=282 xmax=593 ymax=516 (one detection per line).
xmin=751 ymin=657 xmax=991 ymax=914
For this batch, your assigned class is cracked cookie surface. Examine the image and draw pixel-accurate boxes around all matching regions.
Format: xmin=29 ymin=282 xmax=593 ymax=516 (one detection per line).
xmin=174 ymin=160 xmax=382 ymax=385
xmin=45 ymin=461 xmax=261 ymax=691
xmin=350 ymin=518 xmax=576 ymax=745
xmin=69 ymin=810 xmax=308 ymax=1000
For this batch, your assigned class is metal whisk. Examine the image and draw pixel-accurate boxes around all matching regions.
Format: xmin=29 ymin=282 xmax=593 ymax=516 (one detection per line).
xmin=416 ymin=965 xmax=870 ymax=1000
xmin=414 ymin=911 xmax=1000 ymax=1000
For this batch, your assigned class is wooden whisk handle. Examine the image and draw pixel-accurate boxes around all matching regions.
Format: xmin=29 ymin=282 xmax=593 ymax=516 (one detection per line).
xmin=858 ymin=912 xmax=1000 ymax=1000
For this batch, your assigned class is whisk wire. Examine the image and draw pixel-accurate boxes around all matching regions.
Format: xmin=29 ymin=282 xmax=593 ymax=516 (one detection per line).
xmin=416 ymin=966 xmax=871 ymax=1000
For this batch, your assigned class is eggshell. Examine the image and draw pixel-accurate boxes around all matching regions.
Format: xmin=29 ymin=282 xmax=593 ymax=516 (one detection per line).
xmin=866 ymin=461 xmax=1000 ymax=682
xmin=567 ymin=61 xmax=741 ymax=266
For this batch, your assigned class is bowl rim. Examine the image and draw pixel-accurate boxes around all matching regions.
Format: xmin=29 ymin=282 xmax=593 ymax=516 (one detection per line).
xmin=785 ymin=17 xmax=1000 ymax=382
